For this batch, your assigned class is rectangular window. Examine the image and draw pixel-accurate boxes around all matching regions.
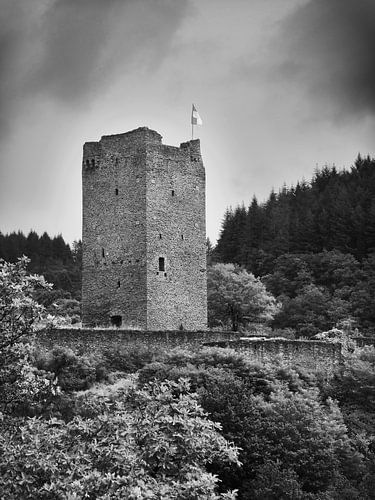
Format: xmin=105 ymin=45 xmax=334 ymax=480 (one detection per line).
xmin=159 ymin=257 xmax=165 ymax=272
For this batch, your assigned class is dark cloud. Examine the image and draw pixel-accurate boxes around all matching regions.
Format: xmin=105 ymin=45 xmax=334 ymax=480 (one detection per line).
xmin=0 ymin=0 xmax=189 ymax=137
xmin=279 ymin=0 xmax=375 ymax=119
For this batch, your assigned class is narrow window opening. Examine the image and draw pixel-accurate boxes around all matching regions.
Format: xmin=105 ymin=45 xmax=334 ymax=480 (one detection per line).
xmin=111 ymin=315 xmax=122 ymax=328
xmin=159 ymin=257 xmax=165 ymax=272
xmin=164 ymin=272 xmax=167 ymax=277
xmin=102 ymin=248 xmax=105 ymax=258
xmin=115 ymin=188 xmax=118 ymax=195
xmin=181 ymin=234 xmax=184 ymax=240
xmin=117 ymin=280 xmax=121 ymax=288
xmin=91 ymin=159 xmax=95 ymax=168
xmin=159 ymin=233 xmax=162 ymax=239
xmin=171 ymin=190 xmax=175 ymax=197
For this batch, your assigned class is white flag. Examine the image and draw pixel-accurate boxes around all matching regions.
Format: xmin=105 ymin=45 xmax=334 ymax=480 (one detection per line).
xmin=191 ymin=104 xmax=203 ymax=126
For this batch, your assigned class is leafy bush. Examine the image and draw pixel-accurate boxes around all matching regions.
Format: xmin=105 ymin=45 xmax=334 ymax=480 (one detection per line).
xmin=325 ymin=346 xmax=375 ymax=436
xmin=51 ymin=297 xmax=81 ymax=323
xmin=0 ymin=379 xmax=239 ymax=499
xmin=138 ymin=347 xmax=369 ymax=498
xmin=102 ymin=344 xmax=164 ymax=374
xmin=139 ymin=347 xmax=319 ymax=396
xmin=202 ymin=378 xmax=364 ymax=498
xmin=34 ymin=346 xmax=107 ymax=392
xmin=0 ymin=257 xmax=54 ymax=415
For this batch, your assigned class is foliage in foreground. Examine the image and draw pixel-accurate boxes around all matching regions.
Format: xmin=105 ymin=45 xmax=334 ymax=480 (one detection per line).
xmin=1 ymin=256 xmax=375 ymax=499
xmin=34 ymin=346 xmax=108 ymax=393
xmin=326 ymin=346 xmax=375 ymax=438
xmin=0 ymin=257 xmax=54 ymax=415
xmin=0 ymin=379 xmax=239 ymax=499
xmin=138 ymin=348 xmax=375 ymax=499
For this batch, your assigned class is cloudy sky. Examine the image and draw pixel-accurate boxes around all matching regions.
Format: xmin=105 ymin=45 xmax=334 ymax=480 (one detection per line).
xmin=1 ymin=0 xmax=375 ymax=244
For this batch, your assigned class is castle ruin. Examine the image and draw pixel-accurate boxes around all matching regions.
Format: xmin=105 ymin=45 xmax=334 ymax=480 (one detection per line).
xmin=81 ymin=127 xmax=207 ymax=330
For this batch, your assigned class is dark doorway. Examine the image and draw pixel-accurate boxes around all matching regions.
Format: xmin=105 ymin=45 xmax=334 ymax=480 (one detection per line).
xmin=111 ymin=315 xmax=122 ymax=328
xmin=159 ymin=257 xmax=165 ymax=272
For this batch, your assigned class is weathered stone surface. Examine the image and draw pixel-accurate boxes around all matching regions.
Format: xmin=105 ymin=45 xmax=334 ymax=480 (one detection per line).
xmin=204 ymin=338 xmax=342 ymax=374
xmin=36 ymin=328 xmax=242 ymax=352
xmin=82 ymin=127 xmax=207 ymax=330
xmin=36 ymin=329 xmax=342 ymax=376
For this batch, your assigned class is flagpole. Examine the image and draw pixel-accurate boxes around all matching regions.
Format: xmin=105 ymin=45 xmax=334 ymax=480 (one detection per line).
xmin=191 ymin=104 xmax=194 ymax=140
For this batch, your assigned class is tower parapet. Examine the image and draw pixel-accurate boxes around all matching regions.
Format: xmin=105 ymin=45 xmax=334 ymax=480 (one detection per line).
xmin=180 ymin=139 xmax=202 ymax=162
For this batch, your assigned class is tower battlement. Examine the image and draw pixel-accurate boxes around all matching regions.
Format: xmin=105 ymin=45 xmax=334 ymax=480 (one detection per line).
xmin=81 ymin=128 xmax=207 ymax=330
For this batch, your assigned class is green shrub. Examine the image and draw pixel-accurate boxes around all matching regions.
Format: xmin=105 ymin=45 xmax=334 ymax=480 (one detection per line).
xmin=34 ymin=346 xmax=107 ymax=392
xmin=324 ymin=346 xmax=375 ymax=436
xmin=0 ymin=257 xmax=54 ymax=416
xmin=0 ymin=379 xmax=239 ymax=499
xmin=138 ymin=347 xmax=320 ymax=397
xmin=138 ymin=347 xmax=368 ymax=498
xmin=102 ymin=344 xmax=164 ymax=373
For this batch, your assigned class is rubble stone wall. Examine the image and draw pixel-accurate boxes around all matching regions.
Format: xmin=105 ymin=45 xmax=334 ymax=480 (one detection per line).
xmin=204 ymin=338 xmax=342 ymax=374
xmin=145 ymin=139 xmax=207 ymax=330
xmin=36 ymin=329 xmax=342 ymax=375
xmin=36 ymin=328 xmax=241 ymax=353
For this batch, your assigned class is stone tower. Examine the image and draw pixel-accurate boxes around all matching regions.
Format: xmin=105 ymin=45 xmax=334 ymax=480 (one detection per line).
xmin=81 ymin=127 xmax=207 ymax=330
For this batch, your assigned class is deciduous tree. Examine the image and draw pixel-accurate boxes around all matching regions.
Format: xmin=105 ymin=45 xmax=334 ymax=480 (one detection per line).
xmin=207 ymin=263 xmax=279 ymax=331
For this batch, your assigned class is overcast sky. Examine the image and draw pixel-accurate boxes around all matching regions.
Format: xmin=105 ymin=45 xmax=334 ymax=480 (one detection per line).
xmin=1 ymin=0 xmax=375 ymax=244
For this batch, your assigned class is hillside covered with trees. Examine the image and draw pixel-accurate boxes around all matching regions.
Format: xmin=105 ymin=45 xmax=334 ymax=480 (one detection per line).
xmin=214 ymin=155 xmax=375 ymax=336
xmin=0 ymin=231 xmax=82 ymax=321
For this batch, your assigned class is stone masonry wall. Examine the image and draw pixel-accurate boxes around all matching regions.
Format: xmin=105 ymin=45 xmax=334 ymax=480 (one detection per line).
xmin=145 ymin=139 xmax=207 ymax=330
xmin=36 ymin=329 xmax=342 ymax=375
xmin=82 ymin=127 xmax=207 ymax=331
xmin=82 ymin=129 xmax=153 ymax=327
xmin=204 ymin=338 xmax=342 ymax=374
xmin=36 ymin=328 xmax=242 ymax=353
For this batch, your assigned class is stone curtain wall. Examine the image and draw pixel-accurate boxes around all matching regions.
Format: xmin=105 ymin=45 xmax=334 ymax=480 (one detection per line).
xmin=82 ymin=127 xmax=207 ymax=331
xmin=204 ymin=338 xmax=342 ymax=374
xmin=36 ymin=329 xmax=342 ymax=374
xmin=36 ymin=328 xmax=242 ymax=353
